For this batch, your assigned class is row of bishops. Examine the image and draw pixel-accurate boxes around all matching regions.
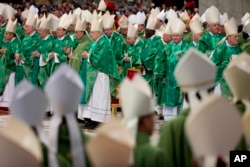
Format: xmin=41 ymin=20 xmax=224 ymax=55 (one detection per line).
xmin=1 ymin=47 xmax=250 ymax=167
xmin=1 ymin=2 xmax=250 ymax=127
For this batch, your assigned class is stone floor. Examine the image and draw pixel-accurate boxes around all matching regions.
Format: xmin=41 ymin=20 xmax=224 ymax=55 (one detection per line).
xmin=0 ymin=111 xmax=164 ymax=146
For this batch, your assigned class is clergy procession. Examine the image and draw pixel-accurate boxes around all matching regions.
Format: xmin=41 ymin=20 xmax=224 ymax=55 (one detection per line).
xmin=1 ymin=0 xmax=250 ymax=166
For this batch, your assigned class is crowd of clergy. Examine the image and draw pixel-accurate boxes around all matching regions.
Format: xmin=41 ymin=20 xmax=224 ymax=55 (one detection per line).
xmin=1 ymin=0 xmax=250 ymax=167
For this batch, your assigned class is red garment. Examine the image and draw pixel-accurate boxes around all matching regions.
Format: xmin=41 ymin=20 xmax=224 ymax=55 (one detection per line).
xmin=185 ymin=1 xmax=196 ymax=9
xmin=105 ymin=0 xmax=116 ymax=13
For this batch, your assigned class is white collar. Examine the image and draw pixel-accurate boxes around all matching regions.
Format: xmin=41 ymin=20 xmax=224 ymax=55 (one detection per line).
xmin=174 ymin=40 xmax=182 ymax=46
xmin=29 ymin=31 xmax=36 ymax=37
xmin=58 ymin=35 xmax=66 ymax=40
xmin=43 ymin=34 xmax=50 ymax=40
xmin=134 ymin=38 xmax=139 ymax=46
xmin=11 ymin=37 xmax=16 ymax=42
xmin=150 ymin=34 xmax=156 ymax=39
xmin=209 ymin=31 xmax=219 ymax=36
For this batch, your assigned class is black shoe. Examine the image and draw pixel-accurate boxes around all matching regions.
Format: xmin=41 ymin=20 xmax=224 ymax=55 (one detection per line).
xmin=84 ymin=120 xmax=94 ymax=129
xmin=77 ymin=118 xmax=85 ymax=124
xmin=85 ymin=121 xmax=100 ymax=130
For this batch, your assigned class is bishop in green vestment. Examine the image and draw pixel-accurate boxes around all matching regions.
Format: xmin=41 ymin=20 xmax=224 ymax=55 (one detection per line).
xmin=121 ymin=23 xmax=144 ymax=79
xmin=49 ymin=27 xmax=73 ymax=74
xmin=20 ymin=22 xmax=41 ymax=85
xmin=35 ymin=17 xmax=55 ymax=89
xmin=79 ymin=17 xmax=120 ymax=126
xmin=141 ymin=30 xmax=163 ymax=91
xmin=119 ymin=73 xmax=168 ymax=167
xmin=0 ymin=30 xmax=20 ymax=94
xmin=68 ymin=18 xmax=93 ymax=114
xmin=105 ymin=30 xmax=125 ymax=66
xmin=197 ymin=7 xmax=224 ymax=57
xmin=211 ymin=28 xmax=242 ymax=100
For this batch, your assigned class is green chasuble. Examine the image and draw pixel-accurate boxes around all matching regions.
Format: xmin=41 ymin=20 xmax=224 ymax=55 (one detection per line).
xmin=41 ymin=142 xmax=71 ymax=167
xmin=0 ymin=37 xmax=20 ymax=95
xmin=238 ymin=31 xmax=246 ymax=48
xmin=241 ymin=38 xmax=250 ymax=54
xmin=197 ymin=31 xmax=224 ymax=56
xmin=7 ymin=38 xmax=22 ymax=85
xmin=58 ymin=122 xmax=92 ymax=167
xmin=69 ymin=33 xmax=79 ymax=49
xmin=183 ymin=31 xmax=192 ymax=43
xmin=16 ymin=24 xmax=25 ymax=41
xmin=211 ymin=41 xmax=242 ymax=100
xmin=0 ymin=24 xmax=6 ymax=47
xmin=69 ymin=32 xmax=92 ymax=73
xmin=49 ymin=34 xmax=73 ymax=74
xmin=158 ymin=106 xmax=246 ymax=167
xmin=121 ymin=38 xmax=144 ymax=79
xmin=158 ymin=109 xmax=193 ymax=167
xmin=141 ymin=35 xmax=164 ymax=91
xmin=138 ymin=30 xmax=146 ymax=41
xmin=107 ymin=31 xmax=125 ymax=65
xmin=36 ymin=35 xmax=54 ymax=89
xmin=68 ymin=33 xmax=92 ymax=105
xmin=160 ymin=40 xmax=189 ymax=107
xmin=134 ymin=132 xmax=168 ymax=167
xmin=83 ymin=35 xmax=120 ymax=104
xmin=20 ymin=31 xmax=41 ymax=85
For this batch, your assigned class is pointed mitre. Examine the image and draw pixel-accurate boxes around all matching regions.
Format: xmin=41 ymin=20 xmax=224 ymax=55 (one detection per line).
xmin=2 ymin=4 xmax=16 ymax=20
xmin=75 ymin=16 xmax=86 ymax=31
xmin=192 ymin=13 xmax=201 ymax=21
xmin=86 ymin=117 xmax=135 ymax=167
xmin=91 ymin=11 xmax=103 ymax=32
xmin=10 ymin=79 xmax=48 ymax=128
xmin=223 ymin=52 xmax=250 ymax=101
xmin=6 ymin=19 xmax=17 ymax=33
xmin=47 ymin=14 xmax=59 ymax=32
xmin=157 ymin=10 xmax=166 ymax=22
xmin=174 ymin=48 xmax=216 ymax=92
xmin=128 ymin=14 xmax=137 ymax=24
xmin=0 ymin=118 xmax=42 ymax=167
xmin=73 ymin=7 xmax=82 ymax=16
xmin=39 ymin=15 xmax=51 ymax=30
xmin=241 ymin=12 xmax=250 ymax=25
xmin=185 ymin=95 xmax=242 ymax=157
xmin=166 ymin=9 xmax=178 ymax=21
xmin=135 ymin=12 xmax=146 ymax=25
xmin=146 ymin=14 xmax=157 ymax=30
xmin=0 ymin=3 xmax=5 ymax=16
xmin=179 ymin=10 xmax=190 ymax=22
xmin=44 ymin=64 xmax=83 ymax=115
xmin=220 ymin=12 xmax=228 ymax=26
xmin=189 ymin=18 xmax=203 ymax=34
xmin=119 ymin=15 xmax=129 ymax=28
xmin=205 ymin=6 xmax=220 ymax=24
xmin=102 ymin=11 xmax=115 ymax=29
xmin=29 ymin=5 xmax=39 ymax=14
xmin=224 ymin=17 xmax=238 ymax=36
xmin=127 ymin=23 xmax=138 ymax=37
xmin=119 ymin=74 xmax=153 ymax=140
xmin=170 ymin=18 xmax=186 ymax=34
xmin=82 ymin=10 xmax=92 ymax=23
xmin=21 ymin=9 xmax=29 ymax=19
xmin=58 ymin=13 xmax=71 ymax=29
xmin=151 ymin=7 xmax=160 ymax=17
xmin=25 ymin=11 xmax=37 ymax=27
xmin=98 ymin=0 xmax=107 ymax=12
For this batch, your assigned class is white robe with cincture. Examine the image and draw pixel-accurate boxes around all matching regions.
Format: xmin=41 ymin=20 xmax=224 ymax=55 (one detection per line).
xmin=78 ymin=72 xmax=111 ymax=122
